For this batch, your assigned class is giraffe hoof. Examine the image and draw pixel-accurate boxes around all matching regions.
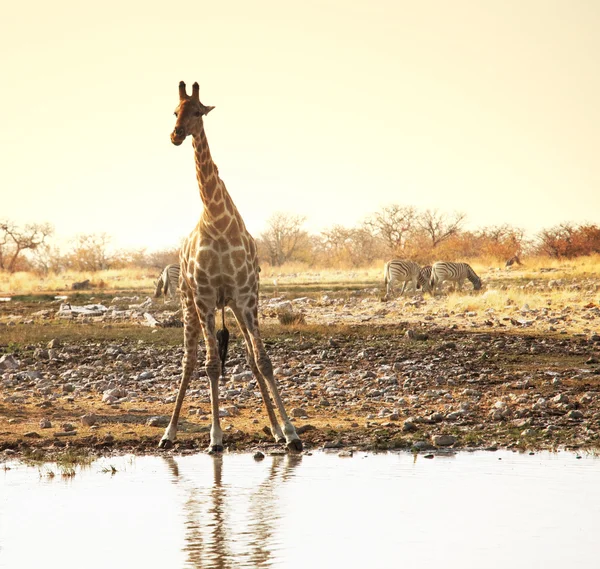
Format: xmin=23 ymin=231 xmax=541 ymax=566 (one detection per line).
xmin=158 ymin=438 xmax=174 ymax=450
xmin=208 ymin=444 xmax=224 ymax=454
xmin=286 ymin=439 xmax=303 ymax=453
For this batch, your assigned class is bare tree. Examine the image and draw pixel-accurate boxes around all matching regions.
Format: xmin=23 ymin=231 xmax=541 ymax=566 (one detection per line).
xmin=258 ymin=212 xmax=308 ymax=266
xmin=320 ymin=224 xmax=383 ymax=267
xmin=0 ymin=220 xmax=54 ymax=272
xmin=417 ymin=209 xmax=466 ymax=248
xmin=65 ymin=233 xmax=113 ymax=271
xmin=364 ymin=204 xmax=417 ymax=255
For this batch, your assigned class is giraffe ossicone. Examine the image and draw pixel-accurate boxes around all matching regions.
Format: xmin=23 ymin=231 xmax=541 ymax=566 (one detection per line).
xmin=159 ymin=80 xmax=302 ymax=453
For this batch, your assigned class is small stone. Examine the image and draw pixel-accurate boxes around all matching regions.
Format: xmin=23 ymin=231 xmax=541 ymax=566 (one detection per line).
xmin=296 ymin=424 xmax=316 ymax=435
xmin=403 ymin=420 xmax=418 ymax=432
xmin=47 ymin=338 xmax=61 ymax=349
xmin=39 ymin=418 xmax=52 ymax=429
xmin=412 ymin=441 xmax=435 ymax=451
xmin=553 ymin=393 xmax=569 ymax=404
xmin=23 ymin=431 xmax=41 ymax=438
xmin=0 ymin=354 xmax=20 ymax=370
xmin=146 ymin=416 xmax=169 ymax=427
xmin=33 ymin=348 xmax=50 ymax=360
xmin=291 ymin=407 xmax=308 ymax=418
xmin=81 ymin=414 xmax=97 ymax=427
xmin=567 ymin=410 xmax=584 ymax=420
xmin=338 ymin=450 xmax=353 ymax=457
xmin=433 ymin=434 xmax=456 ymax=447
xmin=61 ymin=423 xmax=76 ymax=432
xmin=253 ymin=451 xmax=265 ymax=461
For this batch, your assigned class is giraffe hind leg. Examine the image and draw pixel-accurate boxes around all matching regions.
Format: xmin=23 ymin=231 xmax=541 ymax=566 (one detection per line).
xmin=198 ymin=305 xmax=224 ymax=453
xmin=231 ymin=306 xmax=285 ymax=443
xmin=234 ymin=304 xmax=302 ymax=452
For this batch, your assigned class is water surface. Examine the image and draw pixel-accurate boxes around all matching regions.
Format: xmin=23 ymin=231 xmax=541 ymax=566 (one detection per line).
xmin=1 ymin=450 xmax=598 ymax=569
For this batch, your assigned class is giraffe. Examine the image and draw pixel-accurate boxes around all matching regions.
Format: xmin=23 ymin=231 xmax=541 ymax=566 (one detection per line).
xmin=159 ymin=81 xmax=302 ymax=453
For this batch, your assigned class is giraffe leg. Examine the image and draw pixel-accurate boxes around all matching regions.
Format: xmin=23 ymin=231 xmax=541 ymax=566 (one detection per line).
xmin=236 ymin=303 xmax=302 ymax=452
xmin=231 ymin=306 xmax=285 ymax=442
xmin=159 ymin=293 xmax=199 ymax=449
xmin=197 ymin=305 xmax=224 ymax=453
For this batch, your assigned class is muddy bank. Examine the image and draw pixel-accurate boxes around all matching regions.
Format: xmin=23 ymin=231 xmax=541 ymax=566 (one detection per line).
xmin=2 ymin=301 xmax=600 ymax=460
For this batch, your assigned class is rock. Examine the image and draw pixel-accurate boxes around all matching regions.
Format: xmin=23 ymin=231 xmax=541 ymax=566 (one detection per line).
xmin=39 ymin=418 xmax=52 ymax=429
xmin=433 ymin=434 xmax=456 ymax=447
xmin=567 ymin=410 xmax=584 ymax=420
xmin=296 ymin=424 xmax=316 ymax=435
xmin=23 ymin=431 xmax=41 ymax=438
xmin=81 ymin=414 xmax=97 ymax=427
xmin=47 ymin=338 xmax=61 ymax=349
xmin=291 ymin=407 xmax=308 ymax=418
xmin=403 ymin=420 xmax=418 ymax=432
xmin=33 ymin=348 xmax=50 ymax=360
xmin=553 ymin=394 xmax=569 ymax=404
xmin=412 ymin=440 xmax=435 ymax=451
xmin=0 ymin=354 xmax=19 ymax=370
xmin=61 ymin=423 xmax=76 ymax=432
xmin=146 ymin=416 xmax=169 ymax=427
xmin=102 ymin=388 xmax=127 ymax=403
xmin=223 ymin=405 xmax=239 ymax=417
xmin=338 ymin=450 xmax=354 ymax=457
xmin=253 ymin=451 xmax=265 ymax=461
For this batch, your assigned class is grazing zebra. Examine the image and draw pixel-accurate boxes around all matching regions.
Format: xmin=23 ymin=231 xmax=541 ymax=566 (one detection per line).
xmin=417 ymin=265 xmax=432 ymax=293
xmin=429 ymin=261 xmax=482 ymax=293
xmin=383 ymin=259 xmax=421 ymax=297
xmin=154 ymin=264 xmax=180 ymax=301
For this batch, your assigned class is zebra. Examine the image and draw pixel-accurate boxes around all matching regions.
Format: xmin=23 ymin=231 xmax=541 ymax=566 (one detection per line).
xmin=429 ymin=261 xmax=482 ymax=293
xmin=383 ymin=259 xmax=421 ymax=297
xmin=154 ymin=263 xmax=180 ymax=302
xmin=417 ymin=265 xmax=432 ymax=293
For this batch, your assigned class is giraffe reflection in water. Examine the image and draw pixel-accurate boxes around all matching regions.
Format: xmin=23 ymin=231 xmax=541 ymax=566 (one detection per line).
xmin=163 ymin=454 xmax=302 ymax=568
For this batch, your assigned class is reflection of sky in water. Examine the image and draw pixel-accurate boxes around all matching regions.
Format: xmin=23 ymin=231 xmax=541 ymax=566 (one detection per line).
xmin=1 ymin=451 xmax=599 ymax=569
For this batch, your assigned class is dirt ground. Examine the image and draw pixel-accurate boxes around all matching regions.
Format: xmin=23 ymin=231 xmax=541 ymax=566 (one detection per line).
xmin=1 ymin=267 xmax=600 ymax=460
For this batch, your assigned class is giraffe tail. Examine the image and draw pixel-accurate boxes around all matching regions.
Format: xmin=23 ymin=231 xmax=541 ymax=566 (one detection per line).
xmin=216 ymin=307 xmax=229 ymax=379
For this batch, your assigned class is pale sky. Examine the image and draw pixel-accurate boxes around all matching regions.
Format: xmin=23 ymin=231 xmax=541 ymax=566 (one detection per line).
xmin=2 ymin=0 xmax=599 ymax=251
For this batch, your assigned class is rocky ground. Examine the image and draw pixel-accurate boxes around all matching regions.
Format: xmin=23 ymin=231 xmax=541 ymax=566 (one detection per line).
xmin=1 ymin=268 xmax=600 ymax=460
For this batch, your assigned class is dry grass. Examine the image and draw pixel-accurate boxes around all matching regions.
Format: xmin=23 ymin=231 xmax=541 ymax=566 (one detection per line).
xmin=0 ymin=268 xmax=158 ymax=296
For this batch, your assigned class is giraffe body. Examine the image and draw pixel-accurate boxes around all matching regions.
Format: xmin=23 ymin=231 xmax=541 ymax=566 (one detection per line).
xmin=159 ymin=81 xmax=301 ymax=453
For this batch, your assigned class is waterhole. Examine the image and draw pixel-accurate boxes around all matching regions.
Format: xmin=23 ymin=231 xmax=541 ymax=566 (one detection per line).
xmin=1 ymin=450 xmax=598 ymax=568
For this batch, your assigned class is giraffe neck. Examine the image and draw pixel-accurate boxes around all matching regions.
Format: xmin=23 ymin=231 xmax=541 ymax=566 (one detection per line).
xmin=192 ymin=128 xmax=233 ymax=218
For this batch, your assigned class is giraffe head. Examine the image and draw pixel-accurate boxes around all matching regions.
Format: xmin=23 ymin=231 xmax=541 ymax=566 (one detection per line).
xmin=171 ymin=81 xmax=215 ymax=146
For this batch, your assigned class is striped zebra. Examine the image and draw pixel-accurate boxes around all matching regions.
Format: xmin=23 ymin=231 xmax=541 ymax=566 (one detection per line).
xmin=154 ymin=264 xmax=180 ymax=301
xmin=417 ymin=265 xmax=432 ymax=293
xmin=383 ymin=259 xmax=421 ymax=297
xmin=429 ymin=261 xmax=482 ymax=293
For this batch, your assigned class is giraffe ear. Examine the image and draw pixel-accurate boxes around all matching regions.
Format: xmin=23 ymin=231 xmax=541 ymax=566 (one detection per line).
xmin=203 ymin=105 xmax=215 ymax=115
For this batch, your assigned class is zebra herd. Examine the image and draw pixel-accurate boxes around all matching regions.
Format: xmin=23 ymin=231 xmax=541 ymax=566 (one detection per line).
xmin=384 ymin=259 xmax=482 ymax=298
xmin=153 ymin=260 xmax=480 ymax=304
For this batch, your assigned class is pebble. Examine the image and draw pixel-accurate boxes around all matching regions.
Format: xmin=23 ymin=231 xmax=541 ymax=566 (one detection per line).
xmin=432 ymin=434 xmax=456 ymax=447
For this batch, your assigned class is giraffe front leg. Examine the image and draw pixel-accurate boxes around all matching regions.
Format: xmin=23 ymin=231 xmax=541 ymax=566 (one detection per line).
xmin=159 ymin=296 xmax=199 ymax=449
